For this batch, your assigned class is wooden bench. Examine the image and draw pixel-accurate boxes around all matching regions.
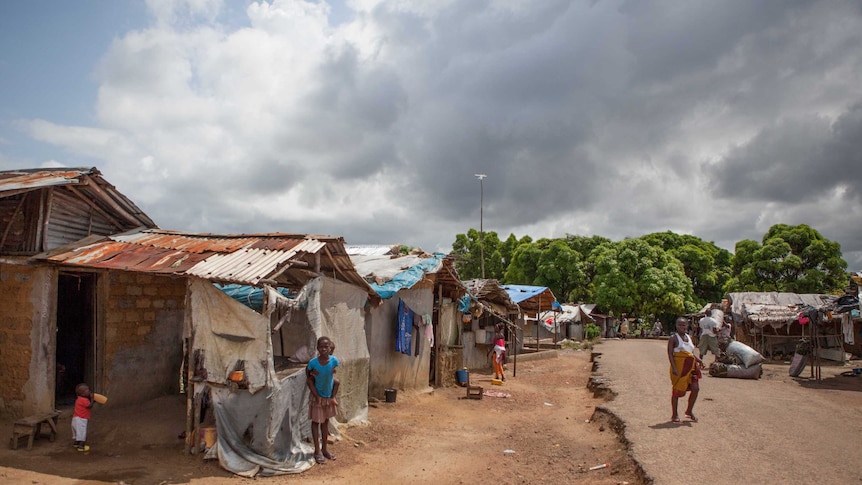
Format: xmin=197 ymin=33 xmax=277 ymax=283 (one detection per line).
xmin=10 ymin=411 xmax=61 ymax=450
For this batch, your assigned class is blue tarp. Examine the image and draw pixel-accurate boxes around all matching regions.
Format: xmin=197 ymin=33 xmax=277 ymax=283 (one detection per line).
xmin=216 ymin=283 xmax=293 ymax=311
xmin=369 ymin=253 xmax=446 ymax=300
xmin=458 ymin=293 xmax=473 ymax=312
xmin=502 ymin=284 xmax=556 ymax=305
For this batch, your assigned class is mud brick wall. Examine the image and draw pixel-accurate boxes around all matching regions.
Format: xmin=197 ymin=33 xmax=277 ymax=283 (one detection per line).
xmin=0 ymin=263 xmax=55 ymax=417
xmin=436 ymin=347 xmax=462 ymax=388
xmin=103 ymin=272 xmax=186 ymax=406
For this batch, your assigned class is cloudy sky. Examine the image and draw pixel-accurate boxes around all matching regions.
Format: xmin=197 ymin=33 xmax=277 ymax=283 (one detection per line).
xmin=1 ymin=0 xmax=861 ymax=267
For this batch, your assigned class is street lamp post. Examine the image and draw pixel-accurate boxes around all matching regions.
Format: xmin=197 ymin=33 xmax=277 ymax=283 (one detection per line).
xmin=474 ymin=173 xmax=487 ymax=279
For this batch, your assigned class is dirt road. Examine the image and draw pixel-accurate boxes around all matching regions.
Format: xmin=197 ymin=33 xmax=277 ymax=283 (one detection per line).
xmin=8 ymin=339 xmax=857 ymax=485
xmin=0 ymin=349 xmax=640 ymax=484
xmin=593 ymin=338 xmax=862 ymax=484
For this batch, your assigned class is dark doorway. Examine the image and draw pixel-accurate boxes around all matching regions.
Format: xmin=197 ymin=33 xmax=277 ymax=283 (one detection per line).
xmin=55 ymin=272 xmax=96 ymax=405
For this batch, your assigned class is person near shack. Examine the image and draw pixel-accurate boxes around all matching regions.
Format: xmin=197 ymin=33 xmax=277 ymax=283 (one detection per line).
xmin=652 ymin=319 xmax=663 ymax=337
xmin=72 ymin=383 xmax=94 ymax=452
xmin=619 ymin=319 xmax=629 ymax=340
xmin=487 ymin=323 xmax=507 ymax=382
xmin=698 ymin=313 xmax=722 ymax=363
xmin=668 ymin=317 xmax=704 ymax=423
xmin=306 ymin=336 xmax=340 ymax=464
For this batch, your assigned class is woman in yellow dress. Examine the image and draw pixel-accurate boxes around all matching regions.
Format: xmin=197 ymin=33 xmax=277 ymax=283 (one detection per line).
xmin=667 ymin=317 xmax=704 ymax=422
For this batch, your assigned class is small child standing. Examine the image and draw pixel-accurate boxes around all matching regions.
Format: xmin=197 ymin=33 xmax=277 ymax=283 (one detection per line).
xmin=72 ymin=383 xmax=94 ymax=452
xmin=488 ymin=323 xmax=507 ymax=382
xmin=306 ymin=336 xmax=340 ymax=464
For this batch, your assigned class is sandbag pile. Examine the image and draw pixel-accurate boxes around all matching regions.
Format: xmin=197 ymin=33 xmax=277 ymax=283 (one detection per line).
xmin=709 ymin=341 xmax=765 ymax=379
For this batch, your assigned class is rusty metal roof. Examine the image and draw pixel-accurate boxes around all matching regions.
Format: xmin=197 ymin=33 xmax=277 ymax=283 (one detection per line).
xmin=0 ymin=167 xmax=156 ymax=228
xmin=45 ymin=229 xmax=376 ymax=295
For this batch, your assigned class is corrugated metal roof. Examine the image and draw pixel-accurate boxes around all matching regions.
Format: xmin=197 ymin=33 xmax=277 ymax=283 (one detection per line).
xmin=0 ymin=167 xmax=89 ymax=190
xmin=0 ymin=167 xmax=156 ymax=229
xmin=44 ymin=229 xmax=376 ymax=293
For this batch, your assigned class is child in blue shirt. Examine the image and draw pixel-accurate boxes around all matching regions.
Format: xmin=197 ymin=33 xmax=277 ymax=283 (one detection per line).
xmin=306 ymin=336 xmax=340 ymax=464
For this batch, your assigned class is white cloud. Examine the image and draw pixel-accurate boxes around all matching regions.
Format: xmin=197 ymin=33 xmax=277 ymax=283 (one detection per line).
xmin=11 ymin=0 xmax=862 ymax=269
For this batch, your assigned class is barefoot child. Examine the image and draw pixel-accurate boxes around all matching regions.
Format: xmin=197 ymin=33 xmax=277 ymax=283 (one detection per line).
xmin=306 ymin=336 xmax=340 ymax=464
xmin=72 ymin=383 xmax=94 ymax=451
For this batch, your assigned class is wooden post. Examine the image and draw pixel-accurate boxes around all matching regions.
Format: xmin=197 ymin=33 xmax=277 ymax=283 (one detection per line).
xmin=184 ymin=280 xmax=195 ymax=454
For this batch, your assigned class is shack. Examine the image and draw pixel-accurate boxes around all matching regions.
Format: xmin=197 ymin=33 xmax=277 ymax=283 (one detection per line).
xmin=537 ymin=303 xmax=597 ymax=341
xmin=347 ymin=245 xmax=464 ymax=397
xmin=0 ymin=167 xmax=157 ymax=418
xmin=459 ymin=279 xmax=521 ymax=370
xmin=503 ymin=285 xmax=559 ymax=347
xmin=725 ymin=292 xmax=847 ymax=364
xmin=43 ymin=229 xmax=378 ymax=476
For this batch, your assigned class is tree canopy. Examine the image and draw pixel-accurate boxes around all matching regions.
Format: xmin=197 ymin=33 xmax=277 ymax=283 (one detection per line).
xmin=452 ymin=223 xmax=848 ymax=318
xmin=726 ymin=224 xmax=846 ymax=294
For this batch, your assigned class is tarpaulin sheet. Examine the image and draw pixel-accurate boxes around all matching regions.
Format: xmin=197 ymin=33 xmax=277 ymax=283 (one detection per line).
xmin=190 ymin=276 xmax=370 ymax=477
xmin=190 ymin=278 xmax=272 ymax=393
xmin=364 ymin=253 xmax=445 ymax=299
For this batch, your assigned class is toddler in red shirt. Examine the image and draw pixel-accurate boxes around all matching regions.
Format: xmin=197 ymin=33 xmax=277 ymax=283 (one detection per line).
xmin=72 ymin=383 xmax=94 ymax=452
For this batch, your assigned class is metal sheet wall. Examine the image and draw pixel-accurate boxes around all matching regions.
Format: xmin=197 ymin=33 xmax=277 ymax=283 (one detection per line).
xmin=45 ymin=189 xmax=118 ymax=250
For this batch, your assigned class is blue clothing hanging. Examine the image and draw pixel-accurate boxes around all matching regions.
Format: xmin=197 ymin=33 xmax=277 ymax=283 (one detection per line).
xmin=396 ymin=299 xmax=414 ymax=355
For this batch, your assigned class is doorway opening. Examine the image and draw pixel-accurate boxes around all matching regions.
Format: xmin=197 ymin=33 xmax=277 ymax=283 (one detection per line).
xmin=55 ymin=272 xmax=96 ymax=406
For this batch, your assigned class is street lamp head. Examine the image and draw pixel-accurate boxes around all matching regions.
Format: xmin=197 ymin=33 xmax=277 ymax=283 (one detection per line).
xmin=474 ymin=173 xmax=487 ymax=180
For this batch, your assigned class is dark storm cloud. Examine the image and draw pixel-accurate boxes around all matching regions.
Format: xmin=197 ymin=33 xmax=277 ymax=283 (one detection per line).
xmin=11 ymin=0 xmax=862 ymax=264
xmin=707 ymin=102 xmax=862 ymax=202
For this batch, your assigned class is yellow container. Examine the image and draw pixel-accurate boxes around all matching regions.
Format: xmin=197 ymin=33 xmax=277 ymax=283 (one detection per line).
xmin=491 ymin=379 xmax=504 ymax=386
xmin=92 ymin=393 xmax=108 ymax=404
xmin=200 ymin=427 xmax=217 ymax=448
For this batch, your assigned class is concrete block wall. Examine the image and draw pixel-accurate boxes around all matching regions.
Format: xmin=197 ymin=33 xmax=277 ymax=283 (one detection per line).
xmin=103 ymin=272 xmax=186 ymax=406
xmin=0 ymin=263 xmax=54 ymax=418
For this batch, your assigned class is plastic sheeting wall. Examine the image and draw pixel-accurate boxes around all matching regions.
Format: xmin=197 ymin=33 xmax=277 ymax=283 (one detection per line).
xmin=190 ymin=276 xmax=370 ymax=477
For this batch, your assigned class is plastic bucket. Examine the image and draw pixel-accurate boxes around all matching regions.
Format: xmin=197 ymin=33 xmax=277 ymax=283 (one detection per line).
xmin=92 ymin=393 xmax=108 ymax=405
xmin=200 ymin=427 xmax=217 ymax=448
xmin=384 ymin=388 xmax=397 ymax=403
xmin=456 ymin=368 xmax=469 ymax=387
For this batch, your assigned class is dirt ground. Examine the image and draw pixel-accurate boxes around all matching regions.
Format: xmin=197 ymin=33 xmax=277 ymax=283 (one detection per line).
xmin=0 ymin=348 xmax=641 ymax=485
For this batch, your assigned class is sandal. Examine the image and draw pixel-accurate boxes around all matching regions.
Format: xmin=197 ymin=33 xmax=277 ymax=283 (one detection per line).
xmin=323 ymin=450 xmax=336 ymax=460
xmin=671 ymin=416 xmax=681 ymax=423
xmin=685 ymin=412 xmax=698 ymax=422
xmin=314 ymin=454 xmax=325 ymax=464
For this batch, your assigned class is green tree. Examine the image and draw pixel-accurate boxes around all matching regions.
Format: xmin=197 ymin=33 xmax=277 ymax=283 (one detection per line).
xmin=726 ymin=224 xmax=847 ymax=293
xmin=504 ymin=241 xmax=543 ymax=285
xmin=504 ymin=239 xmax=586 ymax=302
xmin=451 ymin=229 xmax=508 ymax=280
xmin=592 ymin=239 xmax=697 ymax=317
xmin=640 ymin=231 xmax=733 ymax=305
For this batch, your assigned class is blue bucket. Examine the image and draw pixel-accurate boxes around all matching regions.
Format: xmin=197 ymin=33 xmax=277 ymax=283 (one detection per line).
xmin=456 ymin=368 xmax=469 ymax=386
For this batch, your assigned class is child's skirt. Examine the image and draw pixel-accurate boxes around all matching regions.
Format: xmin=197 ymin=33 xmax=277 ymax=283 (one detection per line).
xmin=308 ymin=395 xmax=337 ymax=423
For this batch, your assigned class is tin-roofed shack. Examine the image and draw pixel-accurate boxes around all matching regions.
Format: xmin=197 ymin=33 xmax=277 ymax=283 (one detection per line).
xmin=0 ymin=167 xmax=156 ymax=418
xmin=44 ymin=229 xmax=378 ymax=476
